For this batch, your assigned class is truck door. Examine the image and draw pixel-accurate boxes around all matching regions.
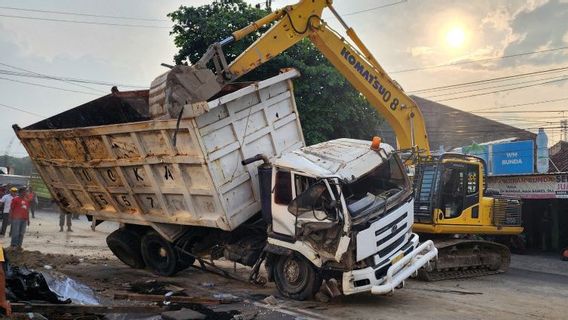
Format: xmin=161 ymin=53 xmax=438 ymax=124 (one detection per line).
xmin=439 ymin=163 xmax=466 ymax=219
xmin=464 ymin=163 xmax=481 ymax=222
xmin=438 ymin=162 xmax=481 ymax=223
xmin=271 ymin=169 xmax=295 ymax=237
xmin=271 ymin=169 xmax=338 ymax=238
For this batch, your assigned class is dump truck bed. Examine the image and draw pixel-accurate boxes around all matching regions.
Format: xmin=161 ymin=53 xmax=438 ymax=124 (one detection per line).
xmin=16 ymin=70 xmax=304 ymax=231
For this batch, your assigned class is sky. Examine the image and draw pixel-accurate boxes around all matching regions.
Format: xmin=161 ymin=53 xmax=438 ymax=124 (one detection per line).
xmin=0 ymin=0 xmax=567 ymax=158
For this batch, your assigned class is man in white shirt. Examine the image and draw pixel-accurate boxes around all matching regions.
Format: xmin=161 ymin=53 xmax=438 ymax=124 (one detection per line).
xmin=0 ymin=187 xmax=17 ymax=236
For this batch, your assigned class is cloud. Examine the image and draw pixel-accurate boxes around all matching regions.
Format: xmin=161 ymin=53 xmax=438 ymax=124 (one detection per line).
xmin=481 ymin=7 xmax=511 ymax=31
xmin=500 ymin=0 xmax=568 ymax=66
xmin=408 ymin=46 xmax=435 ymax=58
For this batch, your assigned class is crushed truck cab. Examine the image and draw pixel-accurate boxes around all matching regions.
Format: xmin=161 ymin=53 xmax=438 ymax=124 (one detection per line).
xmin=263 ymin=138 xmax=437 ymax=295
xmin=15 ymin=70 xmax=436 ymax=300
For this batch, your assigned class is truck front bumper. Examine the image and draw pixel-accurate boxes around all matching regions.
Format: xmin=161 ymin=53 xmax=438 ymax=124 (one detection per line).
xmin=342 ymin=234 xmax=438 ymax=295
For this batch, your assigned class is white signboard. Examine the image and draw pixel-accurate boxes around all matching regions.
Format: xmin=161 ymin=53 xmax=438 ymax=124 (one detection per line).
xmin=488 ymin=173 xmax=568 ymax=199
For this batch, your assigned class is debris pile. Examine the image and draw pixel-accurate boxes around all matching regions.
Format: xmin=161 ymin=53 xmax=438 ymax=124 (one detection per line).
xmin=6 ymin=250 xmax=80 ymax=270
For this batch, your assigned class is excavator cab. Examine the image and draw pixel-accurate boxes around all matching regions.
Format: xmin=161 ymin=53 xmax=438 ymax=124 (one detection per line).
xmin=414 ymin=154 xmax=483 ymax=225
xmin=413 ymin=153 xmax=522 ymax=235
xmin=412 ymin=154 xmax=523 ymax=281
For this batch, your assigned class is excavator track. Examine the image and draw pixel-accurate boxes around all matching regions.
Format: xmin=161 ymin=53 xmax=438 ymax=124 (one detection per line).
xmin=418 ymin=239 xmax=511 ymax=281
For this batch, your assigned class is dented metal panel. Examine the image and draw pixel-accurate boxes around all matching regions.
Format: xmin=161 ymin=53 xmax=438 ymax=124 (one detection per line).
xmin=16 ymin=70 xmax=304 ymax=231
xmin=275 ymin=138 xmax=395 ymax=181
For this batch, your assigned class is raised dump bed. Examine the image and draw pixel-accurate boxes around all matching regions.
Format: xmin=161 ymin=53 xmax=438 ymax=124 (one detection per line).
xmin=15 ymin=70 xmax=304 ymax=231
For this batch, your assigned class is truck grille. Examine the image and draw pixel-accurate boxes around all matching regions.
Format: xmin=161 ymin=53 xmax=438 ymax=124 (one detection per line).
xmin=378 ymin=235 xmax=405 ymax=258
xmin=492 ymin=196 xmax=522 ymax=226
xmin=355 ymin=201 xmax=413 ymax=262
xmin=375 ymin=212 xmax=408 ymax=258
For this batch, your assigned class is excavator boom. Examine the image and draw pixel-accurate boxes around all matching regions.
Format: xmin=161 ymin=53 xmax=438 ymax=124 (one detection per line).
xmin=171 ymin=0 xmax=429 ymax=153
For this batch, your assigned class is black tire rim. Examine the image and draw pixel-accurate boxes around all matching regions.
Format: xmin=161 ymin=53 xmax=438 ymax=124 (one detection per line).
xmin=146 ymin=240 xmax=173 ymax=270
xmin=280 ymin=256 xmax=310 ymax=294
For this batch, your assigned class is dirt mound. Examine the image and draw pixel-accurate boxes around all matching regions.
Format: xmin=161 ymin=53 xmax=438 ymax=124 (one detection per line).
xmin=5 ymin=249 xmax=81 ymax=269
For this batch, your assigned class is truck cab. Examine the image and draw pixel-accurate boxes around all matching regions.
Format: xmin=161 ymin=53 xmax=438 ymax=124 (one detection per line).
xmin=263 ymin=138 xmax=437 ymax=298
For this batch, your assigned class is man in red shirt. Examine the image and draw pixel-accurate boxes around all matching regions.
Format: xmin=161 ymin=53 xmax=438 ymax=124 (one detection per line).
xmin=10 ymin=188 xmax=30 ymax=250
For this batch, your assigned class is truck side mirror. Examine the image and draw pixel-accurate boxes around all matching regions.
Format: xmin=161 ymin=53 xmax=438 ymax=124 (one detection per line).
xmin=287 ymin=182 xmax=326 ymax=216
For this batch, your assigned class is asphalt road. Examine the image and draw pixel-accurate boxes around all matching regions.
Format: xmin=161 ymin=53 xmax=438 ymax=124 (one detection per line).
xmin=15 ymin=210 xmax=568 ymax=320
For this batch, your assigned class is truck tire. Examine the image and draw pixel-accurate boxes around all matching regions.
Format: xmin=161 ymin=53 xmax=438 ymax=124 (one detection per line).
xmin=141 ymin=231 xmax=180 ymax=276
xmin=106 ymin=229 xmax=145 ymax=269
xmin=273 ymin=254 xmax=322 ymax=300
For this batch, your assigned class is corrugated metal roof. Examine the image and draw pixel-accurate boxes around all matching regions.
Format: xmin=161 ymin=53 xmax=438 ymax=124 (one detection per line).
xmin=550 ymin=141 xmax=568 ymax=172
xmin=377 ymin=96 xmax=536 ymax=151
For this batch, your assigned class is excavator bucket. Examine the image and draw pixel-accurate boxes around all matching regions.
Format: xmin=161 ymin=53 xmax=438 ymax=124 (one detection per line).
xmin=150 ymin=65 xmax=224 ymax=118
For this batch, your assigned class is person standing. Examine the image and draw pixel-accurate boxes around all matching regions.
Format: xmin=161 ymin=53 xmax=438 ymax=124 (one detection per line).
xmin=26 ymin=187 xmax=38 ymax=219
xmin=59 ymin=209 xmax=73 ymax=232
xmin=10 ymin=188 xmax=30 ymax=250
xmin=0 ymin=188 xmax=17 ymax=236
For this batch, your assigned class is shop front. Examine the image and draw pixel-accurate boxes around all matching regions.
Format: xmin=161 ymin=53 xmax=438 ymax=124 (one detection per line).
xmin=488 ymin=173 xmax=568 ymax=252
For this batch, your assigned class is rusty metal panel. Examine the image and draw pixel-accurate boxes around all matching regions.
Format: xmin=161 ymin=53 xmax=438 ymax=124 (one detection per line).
xmin=15 ymin=70 xmax=304 ymax=231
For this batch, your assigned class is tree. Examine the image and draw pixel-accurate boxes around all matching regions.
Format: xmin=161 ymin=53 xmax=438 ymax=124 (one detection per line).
xmin=168 ymin=0 xmax=383 ymax=145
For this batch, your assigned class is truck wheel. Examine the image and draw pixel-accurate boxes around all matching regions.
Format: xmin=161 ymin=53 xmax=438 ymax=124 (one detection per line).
xmin=106 ymin=229 xmax=146 ymax=269
xmin=175 ymin=234 xmax=198 ymax=272
xmin=141 ymin=231 xmax=180 ymax=276
xmin=273 ymin=254 xmax=322 ymax=300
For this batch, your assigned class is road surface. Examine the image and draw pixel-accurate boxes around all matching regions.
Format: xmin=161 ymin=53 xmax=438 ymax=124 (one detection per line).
xmin=8 ymin=210 xmax=568 ymax=320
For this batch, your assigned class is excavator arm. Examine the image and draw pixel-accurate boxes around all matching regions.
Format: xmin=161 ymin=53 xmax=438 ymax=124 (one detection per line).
xmin=173 ymin=0 xmax=430 ymax=154
xmin=309 ymin=23 xmax=429 ymax=153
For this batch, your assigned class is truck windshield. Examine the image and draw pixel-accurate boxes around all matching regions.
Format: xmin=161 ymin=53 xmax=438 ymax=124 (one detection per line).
xmin=343 ymin=153 xmax=409 ymax=221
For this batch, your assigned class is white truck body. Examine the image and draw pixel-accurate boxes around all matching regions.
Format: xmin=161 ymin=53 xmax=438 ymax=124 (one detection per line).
xmin=15 ymin=70 xmax=437 ymax=299
xmin=15 ymin=70 xmax=304 ymax=234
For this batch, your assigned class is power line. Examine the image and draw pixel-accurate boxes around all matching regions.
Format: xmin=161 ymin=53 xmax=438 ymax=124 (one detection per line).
xmin=0 ymin=13 xmax=170 ymax=29
xmin=473 ymin=110 xmax=568 ymax=114
xmin=342 ymin=0 xmax=407 ymax=16
xmin=409 ymin=66 xmax=568 ymax=94
xmin=422 ymin=110 xmax=568 ymax=115
xmin=434 ymin=77 xmax=568 ymax=102
xmin=423 ymin=74 xmax=568 ymax=99
xmin=482 ymin=117 xmax=564 ymax=123
xmin=467 ymin=97 xmax=568 ymax=112
xmin=0 ymin=62 xmax=105 ymax=93
xmin=0 ymin=5 xmax=169 ymax=22
xmin=0 ymin=76 xmax=100 ymax=96
xmin=0 ymin=69 xmax=146 ymax=89
xmin=0 ymin=103 xmax=45 ymax=118
xmin=391 ymin=46 xmax=568 ymax=74
xmin=425 ymin=123 xmax=564 ymax=130
xmin=426 ymin=128 xmax=565 ymax=134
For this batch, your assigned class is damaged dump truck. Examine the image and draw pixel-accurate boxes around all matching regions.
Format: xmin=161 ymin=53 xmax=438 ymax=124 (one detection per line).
xmin=14 ymin=69 xmax=436 ymax=300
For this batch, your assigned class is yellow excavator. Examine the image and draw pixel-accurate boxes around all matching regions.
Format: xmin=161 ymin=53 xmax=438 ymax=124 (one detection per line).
xmin=166 ymin=0 xmax=523 ymax=280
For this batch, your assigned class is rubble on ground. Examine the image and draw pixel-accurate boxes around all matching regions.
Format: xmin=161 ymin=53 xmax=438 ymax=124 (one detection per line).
xmin=6 ymin=249 xmax=80 ymax=269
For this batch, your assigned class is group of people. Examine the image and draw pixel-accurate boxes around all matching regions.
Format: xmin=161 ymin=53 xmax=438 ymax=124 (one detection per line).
xmin=0 ymin=186 xmax=37 ymax=250
xmin=0 ymin=186 xmax=38 ymax=317
xmin=0 ymin=187 xmax=74 ymax=317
